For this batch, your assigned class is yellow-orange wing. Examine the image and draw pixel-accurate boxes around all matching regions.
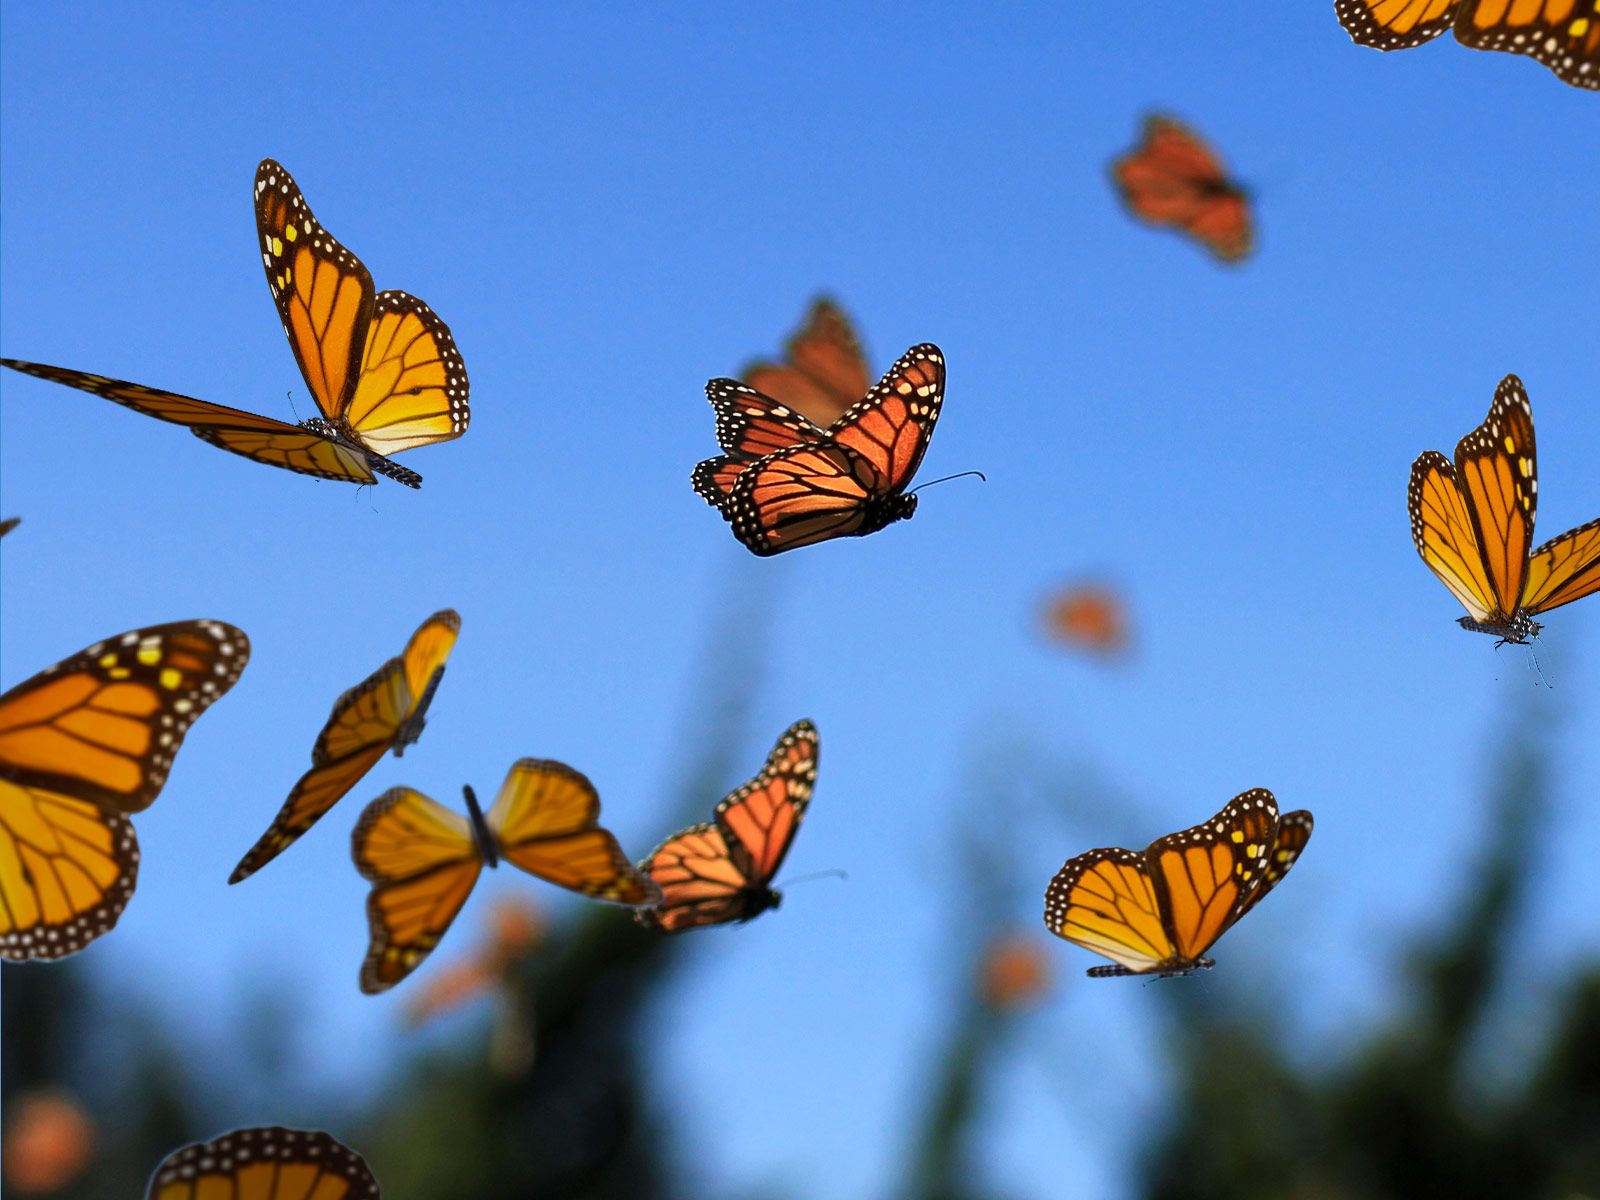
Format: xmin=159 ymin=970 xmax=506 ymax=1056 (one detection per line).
xmin=352 ymin=787 xmax=483 ymax=994
xmin=0 ymin=359 xmax=384 ymax=485
xmin=230 ymin=611 xmax=460 ymax=884
xmin=147 ymin=1126 xmax=379 ymax=1199
xmin=1453 ymin=375 xmax=1537 ymax=618
xmin=0 ymin=620 xmax=249 ymax=814
xmin=1453 ymin=0 xmax=1600 ymax=89
xmin=1409 ymin=450 xmax=1499 ymax=623
xmin=1335 ymin=0 xmax=1461 ymax=48
xmin=1044 ymin=847 xmax=1176 ymax=975
xmin=486 ymin=760 xmax=661 ymax=905
xmin=1522 ymin=517 xmax=1600 ymax=615
xmin=344 ymin=291 xmax=470 ymax=456
xmin=0 ymin=780 xmax=139 ymax=961
xmin=743 ymin=297 xmax=871 ymax=429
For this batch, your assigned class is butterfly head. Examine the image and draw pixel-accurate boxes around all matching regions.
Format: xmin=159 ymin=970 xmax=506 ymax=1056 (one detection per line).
xmin=745 ymin=885 xmax=783 ymax=920
xmin=1457 ymin=613 xmax=1542 ymax=646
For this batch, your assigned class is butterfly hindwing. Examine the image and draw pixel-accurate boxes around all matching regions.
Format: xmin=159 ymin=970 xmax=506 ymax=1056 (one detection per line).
xmin=1335 ymin=0 xmax=1461 ymax=49
xmin=1237 ymin=809 xmax=1315 ymax=918
xmin=1452 ymin=0 xmax=1600 ymax=89
xmin=1522 ymin=517 xmax=1600 ymax=615
xmin=1409 ymin=450 xmax=1499 ymax=623
xmin=1044 ymin=847 xmax=1175 ymax=975
xmin=147 ymin=1125 xmax=379 ymax=1200
xmin=1452 ymin=373 xmax=1536 ymax=619
xmin=344 ymin=290 xmax=471 ymax=456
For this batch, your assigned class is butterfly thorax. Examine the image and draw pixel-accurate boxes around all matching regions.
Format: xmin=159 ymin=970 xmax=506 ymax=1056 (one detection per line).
xmin=299 ymin=416 xmax=423 ymax=488
xmin=743 ymin=886 xmax=782 ymax=921
xmin=862 ymin=492 xmax=918 ymax=535
xmin=462 ymin=785 xmax=500 ymax=868
xmin=1457 ymin=613 xmax=1542 ymax=646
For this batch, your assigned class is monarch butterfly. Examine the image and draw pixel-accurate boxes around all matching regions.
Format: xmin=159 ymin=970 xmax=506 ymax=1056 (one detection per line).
xmin=0 ymin=158 xmax=469 ymax=487
xmin=230 ymin=610 xmax=460 ymax=884
xmin=0 ymin=620 xmax=249 ymax=960
xmin=693 ymin=345 xmax=945 ymax=555
xmin=742 ymin=297 xmax=872 ymax=430
xmin=1042 ymin=584 xmax=1130 ymax=657
xmin=147 ymin=1126 xmax=378 ymax=1199
xmin=352 ymin=760 xmax=660 ymax=992
xmin=1409 ymin=375 xmax=1600 ymax=644
xmin=1043 ymin=791 xmax=1313 ymax=977
xmin=1334 ymin=0 xmax=1600 ymax=89
xmin=636 ymin=720 xmax=818 ymax=932
xmin=1110 ymin=115 xmax=1253 ymax=263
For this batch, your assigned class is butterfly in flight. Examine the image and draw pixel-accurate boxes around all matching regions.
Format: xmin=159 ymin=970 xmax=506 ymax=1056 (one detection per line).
xmin=230 ymin=610 xmax=459 ymax=884
xmin=742 ymin=297 xmax=872 ymax=430
xmin=0 ymin=620 xmax=248 ymax=961
xmin=0 ymin=158 xmax=469 ymax=488
xmin=1110 ymin=115 xmax=1253 ymax=264
xmin=352 ymin=759 xmax=660 ymax=992
xmin=147 ymin=1126 xmax=379 ymax=1199
xmin=1334 ymin=0 xmax=1599 ymax=88
xmin=1409 ymin=374 xmax=1600 ymax=645
xmin=636 ymin=720 xmax=818 ymax=932
xmin=693 ymin=344 xmax=945 ymax=555
xmin=1044 ymin=791 xmax=1313 ymax=977
xmin=1042 ymin=583 xmax=1131 ymax=658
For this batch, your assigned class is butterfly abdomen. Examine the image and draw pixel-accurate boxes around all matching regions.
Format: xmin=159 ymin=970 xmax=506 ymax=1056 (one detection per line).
xmin=1457 ymin=613 xmax=1541 ymax=644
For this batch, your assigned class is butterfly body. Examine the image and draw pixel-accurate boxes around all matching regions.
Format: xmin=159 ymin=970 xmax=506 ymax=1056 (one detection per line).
xmin=392 ymin=665 xmax=446 ymax=756
xmin=1044 ymin=793 xmax=1313 ymax=977
xmin=460 ymin=783 xmax=501 ymax=868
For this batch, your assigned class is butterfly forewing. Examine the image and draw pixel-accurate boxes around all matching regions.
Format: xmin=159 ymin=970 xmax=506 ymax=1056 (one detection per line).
xmin=1453 ymin=0 xmax=1600 ymax=89
xmin=1043 ymin=847 xmax=1176 ymax=974
xmin=1522 ymin=517 xmax=1600 ymax=614
xmin=1409 ymin=450 xmax=1498 ymax=623
xmin=708 ymin=379 xmax=828 ymax=461
xmin=147 ymin=1125 xmax=379 ymax=1200
xmin=743 ymin=297 xmax=871 ymax=429
xmin=1238 ymin=809 xmax=1315 ymax=918
xmin=828 ymin=344 xmax=945 ymax=492
xmin=1146 ymin=788 xmax=1279 ymax=961
xmin=1452 ymin=374 xmax=1536 ymax=618
xmin=1335 ymin=0 xmax=1461 ymax=48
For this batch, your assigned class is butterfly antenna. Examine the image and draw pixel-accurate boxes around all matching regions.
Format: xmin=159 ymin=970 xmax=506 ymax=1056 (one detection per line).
xmin=780 ymin=868 xmax=848 ymax=889
xmin=909 ymin=470 xmax=987 ymax=495
xmin=286 ymin=389 xmax=301 ymax=422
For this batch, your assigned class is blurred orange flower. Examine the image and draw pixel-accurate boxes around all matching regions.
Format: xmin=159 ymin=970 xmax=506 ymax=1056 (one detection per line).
xmin=2 ymin=1089 xmax=93 ymax=1194
xmin=1041 ymin=583 xmax=1129 ymax=657
xmin=978 ymin=933 xmax=1052 ymax=1010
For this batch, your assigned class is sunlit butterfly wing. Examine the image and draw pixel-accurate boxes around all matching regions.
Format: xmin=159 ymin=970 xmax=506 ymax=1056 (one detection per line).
xmin=230 ymin=611 xmax=459 ymax=883
xmin=147 ymin=1125 xmax=379 ymax=1199
xmin=1409 ymin=450 xmax=1499 ymax=623
xmin=352 ymin=786 xmax=482 ymax=994
xmin=0 ymin=359 xmax=388 ymax=486
xmin=1521 ymin=517 xmax=1600 ymax=614
xmin=743 ymin=297 xmax=871 ymax=429
xmin=344 ymin=290 xmax=470 ymax=456
xmin=1335 ymin=0 xmax=1461 ymax=48
xmin=485 ymin=759 xmax=660 ymax=905
xmin=1453 ymin=374 xmax=1536 ymax=618
xmin=1453 ymin=0 xmax=1600 ymax=89
xmin=691 ymin=379 xmax=828 ymax=502
xmin=1110 ymin=116 xmax=1252 ymax=263
xmin=0 ymin=620 xmax=249 ymax=814
xmin=1236 ymin=809 xmax=1314 ymax=918
xmin=637 ymin=719 xmax=817 ymax=932
xmin=1043 ymin=847 xmax=1177 ymax=975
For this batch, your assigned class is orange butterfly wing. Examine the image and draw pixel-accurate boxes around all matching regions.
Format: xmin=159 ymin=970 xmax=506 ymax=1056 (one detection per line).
xmin=743 ymin=297 xmax=871 ymax=429
xmin=343 ymin=290 xmax=471 ymax=457
xmin=1043 ymin=848 xmax=1176 ymax=975
xmin=1522 ymin=517 xmax=1600 ymax=615
xmin=1335 ymin=0 xmax=1461 ymax=48
xmin=147 ymin=1126 xmax=379 ymax=1200
xmin=691 ymin=379 xmax=828 ymax=501
xmin=1236 ymin=809 xmax=1315 ymax=919
xmin=1452 ymin=374 xmax=1537 ymax=620
xmin=1042 ymin=585 xmax=1130 ymax=656
xmin=1111 ymin=116 xmax=1252 ymax=263
xmin=1453 ymin=0 xmax=1600 ymax=89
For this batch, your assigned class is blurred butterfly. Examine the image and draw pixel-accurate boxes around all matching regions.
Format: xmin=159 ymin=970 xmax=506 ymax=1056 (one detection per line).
xmin=636 ymin=720 xmax=818 ymax=932
xmin=742 ymin=297 xmax=872 ymax=429
xmin=0 ymin=517 xmax=19 ymax=538
xmin=352 ymin=760 xmax=660 ymax=993
xmin=0 ymin=620 xmax=248 ymax=960
xmin=1410 ymin=375 xmax=1599 ymax=644
xmin=1043 ymin=791 xmax=1313 ymax=977
xmin=693 ymin=344 xmax=945 ymax=555
xmin=1110 ymin=115 xmax=1253 ymax=263
xmin=0 ymin=158 xmax=469 ymax=488
xmin=230 ymin=610 xmax=459 ymax=884
xmin=1335 ymin=0 xmax=1600 ymax=89
xmin=147 ymin=1126 xmax=378 ymax=1200
xmin=1042 ymin=584 xmax=1130 ymax=658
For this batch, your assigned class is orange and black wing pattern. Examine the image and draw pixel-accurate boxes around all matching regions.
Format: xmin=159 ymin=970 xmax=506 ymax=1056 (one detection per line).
xmin=637 ymin=719 xmax=817 ymax=932
xmin=743 ymin=297 xmax=872 ymax=429
xmin=230 ymin=611 xmax=459 ymax=884
xmin=343 ymin=290 xmax=470 ymax=456
xmin=1237 ymin=809 xmax=1315 ymax=918
xmin=1111 ymin=116 xmax=1252 ymax=263
xmin=485 ymin=759 xmax=660 ymax=905
xmin=705 ymin=345 xmax=944 ymax=556
xmin=352 ymin=786 xmax=483 ymax=994
xmin=1522 ymin=517 xmax=1600 ymax=616
xmin=691 ymin=379 xmax=827 ymax=501
xmin=147 ymin=1125 xmax=379 ymax=1199
xmin=0 ymin=359 xmax=383 ymax=485
xmin=1335 ymin=0 xmax=1461 ymax=48
xmin=1453 ymin=0 xmax=1600 ymax=89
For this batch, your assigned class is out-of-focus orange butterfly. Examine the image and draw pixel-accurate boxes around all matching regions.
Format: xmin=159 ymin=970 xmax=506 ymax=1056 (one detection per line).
xmin=147 ymin=1126 xmax=378 ymax=1199
xmin=1110 ymin=115 xmax=1252 ymax=263
xmin=1041 ymin=584 xmax=1130 ymax=657
xmin=636 ymin=720 xmax=818 ymax=932
xmin=1044 ymin=791 xmax=1312 ymax=977
xmin=1335 ymin=0 xmax=1599 ymax=89
xmin=230 ymin=610 xmax=459 ymax=883
xmin=742 ymin=298 xmax=872 ymax=430
xmin=0 ymin=158 xmax=469 ymax=488
xmin=1409 ymin=374 xmax=1599 ymax=645
xmin=693 ymin=345 xmax=945 ymax=555
xmin=0 ymin=620 xmax=248 ymax=960
xmin=352 ymin=760 xmax=660 ymax=993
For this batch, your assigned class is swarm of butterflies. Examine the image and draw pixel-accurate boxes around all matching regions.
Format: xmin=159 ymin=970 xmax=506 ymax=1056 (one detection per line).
xmin=2 ymin=7 xmax=1596 ymax=1191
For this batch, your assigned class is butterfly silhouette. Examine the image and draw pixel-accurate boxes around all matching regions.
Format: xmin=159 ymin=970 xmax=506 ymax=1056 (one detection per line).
xmin=0 ymin=621 xmax=248 ymax=960
xmin=1111 ymin=115 xmax=1252 ymax=263
xmin=1409 ymin=374 xmax=1600 ymax=645
xmin=0 ymin=158 xmax=468 ymax=487
xmin=1335 ymin=0 xmax=1599 ymax=89
xmin=1044 ymin=791 xmax=1312 ymax=977
xmin=636 ymin=720 xmax=818 ymax=932
xmin=742 ymin=297 xmax=872 ymax=429
xmin=693 ymin=344 xmax=945 ymax=555
xmin=352 ymin=760 xmax=660 ymax=992
xmin=230 ymin=610 xmax=460 ymax=883
xmin=147 ymin=1126 xmax=378 ymax=1199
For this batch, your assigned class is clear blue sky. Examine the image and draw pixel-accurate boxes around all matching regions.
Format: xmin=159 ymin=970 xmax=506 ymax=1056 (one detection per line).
xmin=2 ymin=3 xmax=1597 ymax=1196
